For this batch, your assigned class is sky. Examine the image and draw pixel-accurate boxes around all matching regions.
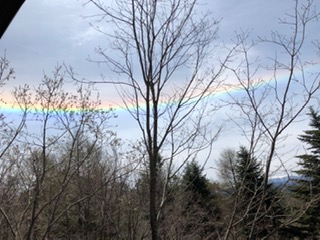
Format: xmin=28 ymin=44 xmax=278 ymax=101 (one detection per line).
xmin=0 ymin=0 xmax=319 ymax=179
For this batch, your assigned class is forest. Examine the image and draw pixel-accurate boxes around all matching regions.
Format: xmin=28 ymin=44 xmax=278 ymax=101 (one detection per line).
xmin=1 ymin=0 xmax=320 ymax=239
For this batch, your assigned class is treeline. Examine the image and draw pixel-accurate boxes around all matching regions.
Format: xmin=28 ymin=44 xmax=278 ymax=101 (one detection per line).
xmin=0 ymin=62 xmax=320 ymax=239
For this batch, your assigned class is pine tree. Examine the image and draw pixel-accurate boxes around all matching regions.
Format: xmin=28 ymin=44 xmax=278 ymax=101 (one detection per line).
xmin=235 ymin=146 xmax=264 ymax=198
xmin=291 ymin=107 xmax=320 ymax=238
xmin=181 ymin=160 xmax=220 ymax=238
xmin=234 ymin=146 xmax=285 ymax=238
xmin=234 ymin=146 xmax=263 ymax=237
xmin=183 ymin=160 xmax=211 ymax=200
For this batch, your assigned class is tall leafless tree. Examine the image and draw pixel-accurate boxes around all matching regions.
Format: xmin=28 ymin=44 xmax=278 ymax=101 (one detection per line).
xmin=0 ymin=55 xmax=27 ymax=240
xmin=78 ymin=0 xmax=235 ymax=238
xmin=223 ymin=0 xmax=320 ymax=238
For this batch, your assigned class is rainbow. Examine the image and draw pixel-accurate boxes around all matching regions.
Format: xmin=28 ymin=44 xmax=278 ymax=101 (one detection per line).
xmin=1 ymin=64 xmax=318 ymax=114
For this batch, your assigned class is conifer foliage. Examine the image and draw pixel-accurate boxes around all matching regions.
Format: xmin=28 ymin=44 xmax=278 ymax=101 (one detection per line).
xmin=181 ymin=160 xmax=220 ymax=238
xmin=234 ymin=146 xmax=284 ymax=238
xmin=234 ymin=147 xmax=264 ymax=236
xmin=235 ymin=146 xmax=264 ymax=198
xmin=291 ymin=107 xmax=320 ymax=238
xmin=183 ymin=161 xmax=211 ymax=200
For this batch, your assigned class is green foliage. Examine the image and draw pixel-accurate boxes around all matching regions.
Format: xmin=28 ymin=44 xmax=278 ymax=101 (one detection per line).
xmin=235 ymin=146 xmax=263 ymax=196
xmin=290 ymin=107 xmax=320 ymax=238
xmin=183 ymin=160 xmax=211 ymax=201
xmin=234 ymin=146 xmax=263 ymax=237
xmin=181 ymin=160 xmax=221 ymax=238
xmin=234 ymin=146 xmax=285 ymax=238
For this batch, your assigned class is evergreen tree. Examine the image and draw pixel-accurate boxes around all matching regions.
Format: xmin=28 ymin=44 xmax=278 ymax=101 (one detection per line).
xmin=234 ymin=146 xmax=263 ymax=237
xmin=234 ymin=146 xmax=285 ymax=238
xmin=235 ymin=146 xmax=264 ymax=198
xmin=183 ymin=160 xmax=211 ymax=200
xmin=291 ymin=107 xmax=320 ymax=238
xmin=181 ymin=160 xmax=220 ymax=238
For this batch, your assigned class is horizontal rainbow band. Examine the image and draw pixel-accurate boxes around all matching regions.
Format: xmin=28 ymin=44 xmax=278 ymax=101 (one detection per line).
xmin=0 ymin=63 xmax=317 ymax=114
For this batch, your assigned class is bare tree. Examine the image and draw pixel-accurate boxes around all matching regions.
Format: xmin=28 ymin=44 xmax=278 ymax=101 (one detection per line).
xmin=0 ymin=54 xmax=26 ymax=162
xmin=223 ymin=0 xmax=320 ymax=238
xmin=0 ymin=66 xmax=135 ymax=239
xmin=217 ymin=148 xmax=237 ymax=191
xmin=0 ymin=55 xmax=28 ymax=239
xmin=77 ymin=0 xmax=235 ymax=239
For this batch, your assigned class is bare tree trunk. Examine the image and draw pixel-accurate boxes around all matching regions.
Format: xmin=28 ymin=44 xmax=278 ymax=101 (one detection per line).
xmin=76 ymin=0 xmax=231 ymax=239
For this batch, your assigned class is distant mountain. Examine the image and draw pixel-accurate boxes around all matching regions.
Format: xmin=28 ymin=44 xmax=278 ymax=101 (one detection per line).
xmin=269 ymin=175 xmax=301 ymax=188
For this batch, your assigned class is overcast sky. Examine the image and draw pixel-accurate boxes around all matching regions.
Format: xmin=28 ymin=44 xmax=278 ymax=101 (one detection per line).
xmin=0 ymin=0 xmax=319 ymax=179
xmin=1 ymin=0 xmax=307 ymax=85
